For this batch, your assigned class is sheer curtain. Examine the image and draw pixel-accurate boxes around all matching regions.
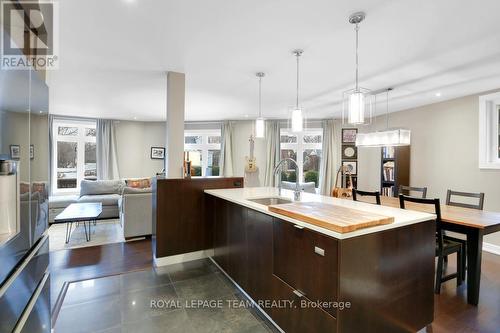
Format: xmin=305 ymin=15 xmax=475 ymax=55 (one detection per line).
xmin=220 ymin=121 xmax=234 ymax=177
xmin=96 ymin=119 xmax=120 ymax=180
xmin=319 ymin=119 xmax=341 ymax=195
xmin=264 ymin=120 xmax=280 ymax=186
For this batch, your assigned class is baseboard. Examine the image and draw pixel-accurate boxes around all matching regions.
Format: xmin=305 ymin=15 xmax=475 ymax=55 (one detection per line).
xmin=483 ymin=242 xmax=500 ymax=256
xmin=154 ymin=249 xmax=214 ymax=267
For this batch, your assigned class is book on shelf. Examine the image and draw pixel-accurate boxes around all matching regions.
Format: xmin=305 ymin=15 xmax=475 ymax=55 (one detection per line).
xmin=382 ymin=146 xmax=395 ymax=159
xmin=382 ymin=186 xmax=394 ymax=197
xmin=382 ymin=161 xmax=395 ymax=182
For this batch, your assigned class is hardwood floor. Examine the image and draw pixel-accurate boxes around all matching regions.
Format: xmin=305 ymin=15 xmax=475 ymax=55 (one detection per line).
xmin=432 ymin=252 xmax=500 ymax=333
xmin=49 ymin=239 xmax=152 ymax=322
xmin=49 ymin=240 xmax=499 ymax=332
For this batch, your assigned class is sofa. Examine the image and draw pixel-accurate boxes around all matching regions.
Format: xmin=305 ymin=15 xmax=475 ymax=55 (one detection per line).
xmin=49 ymin=179 xmax=124 ymax=222
xmin=48 ymin=178 xmax=153 ymax=239
xmin=118 ymin=187 xmax=152 ymax=239
xmin=79 ymin=179 xmax=125 ymax=218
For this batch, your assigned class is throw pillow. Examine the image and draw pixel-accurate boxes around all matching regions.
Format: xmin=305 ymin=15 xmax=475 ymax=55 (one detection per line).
xmin=125 ymin=178 xmax=151 ymax=189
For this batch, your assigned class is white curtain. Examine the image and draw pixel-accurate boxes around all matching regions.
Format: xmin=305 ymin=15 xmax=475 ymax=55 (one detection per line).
xmin=264 ymin=121 xmax=280 ymax=186
xmin=96 ymin=119 xmax=120 ymax=180
xmin=220 ymin=121 xmax=234 ymax=177
xmin=319 ymin=119 xmax=341 ymax=195
xmin=48 ymin=115 xmax=55 ymax=194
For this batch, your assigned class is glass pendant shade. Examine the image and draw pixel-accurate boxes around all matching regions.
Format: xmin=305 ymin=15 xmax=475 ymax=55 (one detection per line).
xmin=342 ymin=88 xmax=374 ymax=125
xmin=355 ymin=129 xmax=411 ymax=147
xmin=255 ymin=72 xmax=265 ymax=138
xmin=255 ymin=117 xmax=265 ymax=138
xmin=291 ymin=108 xmax=303 ymax=132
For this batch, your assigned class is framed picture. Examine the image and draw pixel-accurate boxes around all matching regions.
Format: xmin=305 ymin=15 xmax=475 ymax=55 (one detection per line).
xmin=30 ymin=145 xmax=34 ymax=160
xmin=346 ymin=176 xmax=357 ymax=189
xmin=342 ymin=128 xmax=358 ymax=143
xmin=10 ymin=145 xmax=20 ymax=160
xmin=342 ymin=145 xmax=357 ymax=160
xmin=151 ymin=147 xmax=165 ymax=160
xmin=342 ymin=160 xmax=357 ymax=175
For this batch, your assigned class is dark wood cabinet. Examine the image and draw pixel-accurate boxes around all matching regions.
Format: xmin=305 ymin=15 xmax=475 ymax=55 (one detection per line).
xmin=273 ymin=219 xmax=338 ymax=317
xmin=271 ymin=275 xmax=337 ymax=333
xmin=153 ymin=177 xmax=243 ymax=258
xmin=226 ymin=202 xmax=248 ymax=289
xmin=246 ymin=209 xmax=274 ymax=303
xmin=208 ymin=196 xmax=434 ymax=333
xmin=213 ymin=197 xmax=230 ymax=272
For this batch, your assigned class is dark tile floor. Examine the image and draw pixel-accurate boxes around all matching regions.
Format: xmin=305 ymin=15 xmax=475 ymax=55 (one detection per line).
xmin=54 ymin=259 xmax=279 ymax=333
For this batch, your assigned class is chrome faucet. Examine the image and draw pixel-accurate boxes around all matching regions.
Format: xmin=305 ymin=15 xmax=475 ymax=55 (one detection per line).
xmin=273 ymin=158 xmax=301 ymax=201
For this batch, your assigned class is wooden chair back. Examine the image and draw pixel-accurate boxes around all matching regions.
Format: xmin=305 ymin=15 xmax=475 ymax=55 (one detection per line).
xmin=399 ymin=185 xmax=428 ymax=198
xmin=446 ymin=190 xmax=484 ymax=210
xmin=399 ymin=194 xmax=442 ymax=251
xmin=352 ymin=189 xmax=381 ymax=205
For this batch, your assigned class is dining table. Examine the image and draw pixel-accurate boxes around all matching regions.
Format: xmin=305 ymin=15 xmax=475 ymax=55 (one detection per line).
xmin=357 ymin=195 xmax=500 ymax=305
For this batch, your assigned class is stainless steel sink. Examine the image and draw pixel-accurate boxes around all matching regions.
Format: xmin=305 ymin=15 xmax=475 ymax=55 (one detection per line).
xmin=247 ymin=197 xmax=293 ymax=206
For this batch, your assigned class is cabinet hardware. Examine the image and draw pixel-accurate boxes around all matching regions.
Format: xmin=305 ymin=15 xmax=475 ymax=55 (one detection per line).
xmin=293 ymin=289 xmax=305 ymax=298
xmin=293 ymin=224 xmax=304 ymax=230
xmin=314 ymin=246 xmax=325 ymax=256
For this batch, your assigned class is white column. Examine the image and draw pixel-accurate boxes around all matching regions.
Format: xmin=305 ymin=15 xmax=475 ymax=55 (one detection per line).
xmin=165 ymin=72 xmax=185 ymax=178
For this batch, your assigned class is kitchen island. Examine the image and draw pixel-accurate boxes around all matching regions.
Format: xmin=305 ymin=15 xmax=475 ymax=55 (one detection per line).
xmin=205 ymin=187 xmax=436 ymax=333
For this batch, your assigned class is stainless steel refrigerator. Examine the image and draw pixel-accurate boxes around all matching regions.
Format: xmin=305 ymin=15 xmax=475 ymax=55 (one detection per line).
xmin=0 ymin=34 xmax=51 ymax=332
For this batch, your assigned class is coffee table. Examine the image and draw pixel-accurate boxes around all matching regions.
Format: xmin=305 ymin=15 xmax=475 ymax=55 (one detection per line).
xmin=54 ymin=203 xmax=102 ymax=243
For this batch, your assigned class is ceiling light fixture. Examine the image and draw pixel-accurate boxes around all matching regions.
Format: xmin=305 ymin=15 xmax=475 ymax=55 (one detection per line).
xmin=342 ymin=12 xmax=374 ymax=125
xmin=255 ymin=72 xmax=265 ymax=138
xmin=435 ymin=92 xmax=442 ymax=97
xmin=291 ymin=49 xmax=304 ymax=132
xmin=356 ymin=88 xmax=411 ymax=147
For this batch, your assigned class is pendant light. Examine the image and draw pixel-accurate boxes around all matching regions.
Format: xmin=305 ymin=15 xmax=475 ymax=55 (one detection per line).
xmin=291 ymin=49 xmax=304 ymax=132
xmin=255 ymin=72 xmax=265 ymax=138
xmin=342 ymin=12 xmax=374 ymax=125
xmin=355 ymin=88 xmax=411 ymax=147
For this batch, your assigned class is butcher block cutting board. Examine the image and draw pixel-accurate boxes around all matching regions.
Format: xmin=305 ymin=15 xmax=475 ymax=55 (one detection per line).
xmin=268 ymin=201 xmax=394 ymax=233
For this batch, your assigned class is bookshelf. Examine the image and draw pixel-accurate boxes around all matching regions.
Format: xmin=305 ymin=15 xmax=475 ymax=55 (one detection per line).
xmin=380 ymin=146 xmax=410 ymax=197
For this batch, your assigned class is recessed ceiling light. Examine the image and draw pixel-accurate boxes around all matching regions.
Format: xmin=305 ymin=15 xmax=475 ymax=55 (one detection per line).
xmin=244 ymin=114 xmax=249 ymax=118
xmin=435 ymin=92 xmax=442 ymax=97
xmin=133 ymin=116 xmax=137 ymax=120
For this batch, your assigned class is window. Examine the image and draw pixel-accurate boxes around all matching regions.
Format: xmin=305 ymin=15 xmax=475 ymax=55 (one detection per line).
xmin=184 ymin=129 xmax=221 ymax=177
xmin=280 ymin=128 xmax=322 ymax=187
xmin=52 ymin=119 xmax=96 ymax=192
xmin=479 ymin=93 xmax=500 ymax=169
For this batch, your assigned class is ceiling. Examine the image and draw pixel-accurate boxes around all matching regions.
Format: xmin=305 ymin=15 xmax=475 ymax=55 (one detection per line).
xmin=47 ymin=0 xmax=500 ymax=121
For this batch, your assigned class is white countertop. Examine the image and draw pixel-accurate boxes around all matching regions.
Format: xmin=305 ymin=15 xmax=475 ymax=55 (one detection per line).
xmin=205 ymin=187 xmax=436 ymax=239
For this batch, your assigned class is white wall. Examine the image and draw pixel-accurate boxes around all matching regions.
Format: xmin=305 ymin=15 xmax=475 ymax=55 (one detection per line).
xmin=114 ymin=120 xmax=166 ymax=178
xmin=357 ymin=91 xmax=500 ymax=246
xmin=114 ymin=120 xmax=267 ymax=184
xmin=231 ymin=121 xmax=267 ymax=186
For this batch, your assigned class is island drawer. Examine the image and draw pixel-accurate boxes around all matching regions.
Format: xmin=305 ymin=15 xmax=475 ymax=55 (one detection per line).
xmin=273 ymin=218 xmax=338 ymax=316
xmin=271 ymin=275 xmax=337 ymax=333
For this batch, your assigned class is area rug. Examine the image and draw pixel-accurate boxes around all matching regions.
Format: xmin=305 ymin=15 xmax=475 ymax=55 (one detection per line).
xmin=48 ymin=219 xmax=125 ymax=251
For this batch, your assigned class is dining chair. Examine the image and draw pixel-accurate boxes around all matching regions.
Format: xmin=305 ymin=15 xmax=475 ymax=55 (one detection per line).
xmin=446 ymin=190 xmax=485 ymax=210
xmin=443 ymin=190 xmax=485 ymax=280
xmin=399 ymin=194 xmax=464 ymax=294
xmin=399 ymin=185 xmax=428 ymax=198
xmin=352 ymin=189 xmax=381 ymax=205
